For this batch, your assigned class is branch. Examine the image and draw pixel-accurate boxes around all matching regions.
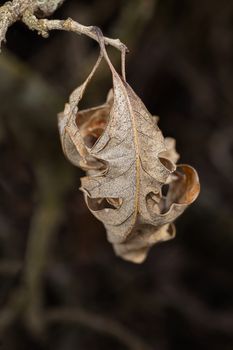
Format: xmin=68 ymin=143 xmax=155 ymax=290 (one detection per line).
xmin=35 ymin=0 xmax=65 ymax=16
xmin=0 ymin=0 xmax=29 ymax=48
xmin=0 ymin=0 xmax=128 ymax=54
xmin=22 ymin=12 xmax=128 ymax=52
xmin=0 ymin=1 xmax=63 ymax=48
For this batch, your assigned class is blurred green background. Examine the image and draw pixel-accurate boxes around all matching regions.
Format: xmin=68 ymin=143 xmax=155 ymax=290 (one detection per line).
xmin=0 ymin=0 xmax=233 ymax=349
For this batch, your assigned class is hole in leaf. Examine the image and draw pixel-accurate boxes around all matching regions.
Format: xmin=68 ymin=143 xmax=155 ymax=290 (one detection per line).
xmin=159 ymin=157 xmax=175 ymax=172
xmin=167 ymin=224 xmax=175 ymax=237
xmin=76 ymin=104 xmax=112 ymax=148
xmin=161 ymin=184 xmax=169 ymax=197
xmin=86 ymin=196 xmax=122 ymax=211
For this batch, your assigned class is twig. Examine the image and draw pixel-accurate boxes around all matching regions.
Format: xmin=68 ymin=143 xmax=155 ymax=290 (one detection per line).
xmin=46 ymin=307 xmax=153 ymax=350
xmin=0 ymin=0 xmax=128 ymax=54
xmin=22 ymin=12 xmax=128 ymax=53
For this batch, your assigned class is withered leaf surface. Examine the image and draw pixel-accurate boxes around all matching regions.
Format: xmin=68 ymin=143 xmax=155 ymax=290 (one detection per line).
xmin=58 ymin=35 xmax=200 ymax=263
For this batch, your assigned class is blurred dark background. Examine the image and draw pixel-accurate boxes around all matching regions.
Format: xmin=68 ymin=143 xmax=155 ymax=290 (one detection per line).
xmin=0 ymin=0 xmax=233 ymax=349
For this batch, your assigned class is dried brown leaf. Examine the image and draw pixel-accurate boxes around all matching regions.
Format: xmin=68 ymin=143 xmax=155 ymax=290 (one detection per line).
xmin=58 ymin=34 xmax=200 ymax=263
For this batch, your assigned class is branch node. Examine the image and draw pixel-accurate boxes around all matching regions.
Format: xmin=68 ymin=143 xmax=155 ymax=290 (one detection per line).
xmin=22 ymin=9 xmax=49 ymax=38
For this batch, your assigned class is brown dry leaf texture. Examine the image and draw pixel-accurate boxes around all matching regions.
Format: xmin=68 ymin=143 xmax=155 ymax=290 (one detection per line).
xmin=58 ymin=33 xmax=200 ymax=263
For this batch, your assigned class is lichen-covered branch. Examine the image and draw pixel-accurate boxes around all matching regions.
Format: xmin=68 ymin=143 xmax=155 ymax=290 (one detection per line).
xmin=35 ymin=0 xmax=65 ymax=15
xmin=0 ymin=0 xmax=128 ymax=53
xmin=0 ymin=0 xmax=28 ymax=48
xmin=0 ymin=0 xmax=64 ymax=48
